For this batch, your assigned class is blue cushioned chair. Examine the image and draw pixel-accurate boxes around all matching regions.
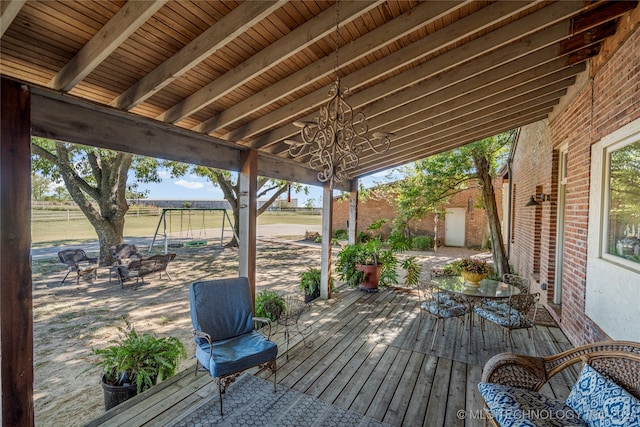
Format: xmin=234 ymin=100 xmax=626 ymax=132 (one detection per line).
xmin=415 ymin=281 xmax=469 ymax=350
xmin=475 ymin=292 xmax=539 ymax=350
xmin=189 ymin=278 xmax=278 ymax=415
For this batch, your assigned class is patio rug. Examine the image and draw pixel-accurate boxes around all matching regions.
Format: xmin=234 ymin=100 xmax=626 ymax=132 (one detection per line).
xmin=531 ymin=305 xmax=559 ymax=327
xmin=167 ymin=373 xmax=391 ymax=427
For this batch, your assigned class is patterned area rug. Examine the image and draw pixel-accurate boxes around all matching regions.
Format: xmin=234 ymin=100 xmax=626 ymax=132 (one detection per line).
xmin=531 ymin=305 xmax=559 ymax=327
xmin=167 ymin=374 xmax=391 ymax=427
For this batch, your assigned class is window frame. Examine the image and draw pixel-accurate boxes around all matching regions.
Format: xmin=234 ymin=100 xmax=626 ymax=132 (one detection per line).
xmin=600 ymin=136 xmax=640 ymax=272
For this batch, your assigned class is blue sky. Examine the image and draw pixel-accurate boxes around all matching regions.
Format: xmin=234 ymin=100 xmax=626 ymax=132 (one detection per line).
xmin=136 ymin=168 xmax=405 ymax=207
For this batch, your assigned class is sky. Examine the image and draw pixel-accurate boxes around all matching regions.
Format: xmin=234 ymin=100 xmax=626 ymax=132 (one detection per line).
xmin=136 ymin=168 xmax=405 ymax=207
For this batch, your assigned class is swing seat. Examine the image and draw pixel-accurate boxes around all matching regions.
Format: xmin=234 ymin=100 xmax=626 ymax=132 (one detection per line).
xmin=185 ymin=239 xmax=207 ymax=247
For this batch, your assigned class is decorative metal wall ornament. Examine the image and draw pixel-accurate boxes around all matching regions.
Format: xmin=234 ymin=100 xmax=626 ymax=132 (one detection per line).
xmin=285 ymin=0 xmax=392 ymax=186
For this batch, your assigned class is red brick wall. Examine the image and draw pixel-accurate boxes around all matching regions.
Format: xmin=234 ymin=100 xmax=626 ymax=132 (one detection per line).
xmin=510 ymin=12 xmax=640 ymax=346
xmin=332 ymin=182 xmax=502 ymax=248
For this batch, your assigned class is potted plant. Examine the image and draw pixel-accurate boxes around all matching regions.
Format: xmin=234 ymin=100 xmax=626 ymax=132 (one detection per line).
xmin=298 ymin=267 xmax=335 ymax=302
xmin=255 ymin=290 xmax=286 ymax=321
xmin=458 ymin=257 xmax=493 ymax=287
xmin=92 ymin=321 xmax=186 ymax=411
xmin=336 ymin=238 xmax=399 ymax=292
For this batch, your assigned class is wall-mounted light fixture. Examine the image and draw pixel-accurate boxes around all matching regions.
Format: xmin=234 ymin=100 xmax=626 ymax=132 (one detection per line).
xmin=525 ymin=194 xmax=551 ymax=206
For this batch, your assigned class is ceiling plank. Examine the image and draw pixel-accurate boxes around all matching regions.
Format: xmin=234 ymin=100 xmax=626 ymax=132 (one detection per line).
xmin=0 ymin=0 xmax=25 ymax=38
xmin=355 ymin=104 xmax=557 ymax=175
xmin=49 ymin=0 xmax=167 ymax=92
xmin=109 ymin=0 xmax=285 ymax=110
xmin=157 ymin=1 xmax=383 ymax=124
xmin=354 ymin=111 xmax=552 ymax=177
xmin=248 ymin=1 xmax=586 ymax=149
xmin=197 ymin=0 xmax=472 ymax=134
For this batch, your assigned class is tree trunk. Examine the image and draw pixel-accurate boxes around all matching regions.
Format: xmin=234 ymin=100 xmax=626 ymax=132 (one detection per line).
xmin=473 ymin=155 xmax=510 ymax=277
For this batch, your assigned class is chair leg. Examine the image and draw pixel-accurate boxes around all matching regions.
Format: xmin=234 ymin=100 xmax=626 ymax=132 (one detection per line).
xmin=217 ymin=377 xmax=224 ymax=416
xmin=479 ymin=317 xmax=487 ymax=350
xmin=430 ymin=318 xmax=441 ymax=350
xmin=61 ymin=269 xmax=71 ymax=284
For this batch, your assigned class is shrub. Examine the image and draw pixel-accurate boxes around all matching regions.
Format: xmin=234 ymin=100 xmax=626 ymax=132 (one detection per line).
xmin=255 ymin=290 xmax=286 ymax=321
xmin=412 ymin=236 xmax=434 ymax=251
xmin=332 ymin=229 xmax=348 ymax=240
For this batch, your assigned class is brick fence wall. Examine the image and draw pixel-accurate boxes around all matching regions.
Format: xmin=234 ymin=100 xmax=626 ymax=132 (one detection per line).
xmin=511 ymin=9 xmax=640 ymax=345
xmin=332 ymin=182 xmax=502 ymax=248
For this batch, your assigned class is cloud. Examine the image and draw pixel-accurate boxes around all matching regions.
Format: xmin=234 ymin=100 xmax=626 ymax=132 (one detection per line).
xmin=174 ymin=180 xmax=204 ymax=190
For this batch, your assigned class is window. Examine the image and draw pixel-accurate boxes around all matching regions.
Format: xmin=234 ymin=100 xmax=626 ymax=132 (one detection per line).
xmin=603 ymin=140 xmax=640 ymax=267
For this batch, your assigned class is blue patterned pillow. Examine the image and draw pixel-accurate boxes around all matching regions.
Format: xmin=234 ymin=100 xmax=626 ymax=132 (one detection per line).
xmin=566 ymin=363 xmax=640 ymax=427
xmin=478 ymin=382 xmax=586 ymax=427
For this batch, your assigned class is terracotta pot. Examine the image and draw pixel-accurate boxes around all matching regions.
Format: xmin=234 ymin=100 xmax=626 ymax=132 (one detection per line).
xmin=357 ymin=264 xmax=382 ymax=292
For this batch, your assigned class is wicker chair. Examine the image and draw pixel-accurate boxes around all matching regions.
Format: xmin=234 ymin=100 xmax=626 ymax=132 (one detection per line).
xmin=479 ymin=341 xmax=640 ymax=427
xmin=474 ymin=293 xmax=539 ymax=349
xmin=57 ymin=249 xmax=98 ymax=285
xmin=415 ymin=281 xmax=469 ymax=350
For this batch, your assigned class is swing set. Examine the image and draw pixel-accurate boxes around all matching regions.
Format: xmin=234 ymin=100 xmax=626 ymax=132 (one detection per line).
xmin=149 ymin=208 xmax=235 ymax=254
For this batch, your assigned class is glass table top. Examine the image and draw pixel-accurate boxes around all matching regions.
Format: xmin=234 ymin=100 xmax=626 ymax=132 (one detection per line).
xmin=431 ymin=275 xmax=521 ymax=298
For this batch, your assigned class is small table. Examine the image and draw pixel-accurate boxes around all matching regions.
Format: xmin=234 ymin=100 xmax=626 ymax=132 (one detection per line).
xmin=431 ymin=276 xmax=521 ymax=351
xmin=277 ymin=296 xmax=313 ymax=361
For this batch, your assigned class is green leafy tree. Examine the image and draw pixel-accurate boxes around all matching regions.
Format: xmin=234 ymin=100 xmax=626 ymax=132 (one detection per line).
xmin=190 ymin=166 xmax=308 ymax=246
xmin=31 ymin=173 xmax=52 ymax=201
xmin=31 ymin=138 xmax=165 ymax=264
xmin=396 ymin=131 xmax=515 ymax=276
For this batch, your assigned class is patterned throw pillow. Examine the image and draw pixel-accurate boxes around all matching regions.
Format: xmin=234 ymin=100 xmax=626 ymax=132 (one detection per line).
xmin=566 ymin=363 xmax=640 ymax=427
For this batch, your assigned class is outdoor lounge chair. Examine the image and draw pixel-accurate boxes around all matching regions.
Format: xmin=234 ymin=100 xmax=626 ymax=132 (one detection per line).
xmin=189 ymin=277 xmax=278 ymax=416
xmin=57 ymin=249 xmax=98 ymax=285
xmin=110 ymin=243 xmax=141 ymax=265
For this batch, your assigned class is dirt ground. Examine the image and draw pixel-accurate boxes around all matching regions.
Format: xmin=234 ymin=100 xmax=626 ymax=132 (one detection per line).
xmin=31 ymin=238 xmax=487 ymax=426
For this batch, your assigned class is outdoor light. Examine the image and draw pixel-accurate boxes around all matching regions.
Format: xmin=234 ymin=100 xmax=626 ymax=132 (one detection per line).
xmin=285 ymin=0 xmax=392 ymax=186
xmin=525 ymin=196 xmax=540 ymax=206
xmin=525 ymin=194 xmax=551 ymax=206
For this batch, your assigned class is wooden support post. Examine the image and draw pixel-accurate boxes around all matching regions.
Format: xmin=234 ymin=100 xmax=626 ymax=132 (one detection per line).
xmin=238 ymin=149 xmax=257 ymax=306
xmin=1 ymin=78 xmax=34 ymax=425
xmin=348 ymin=178 xmax=358 ymax=245
xmin=320 ymin=182 xmax=333 ymax=299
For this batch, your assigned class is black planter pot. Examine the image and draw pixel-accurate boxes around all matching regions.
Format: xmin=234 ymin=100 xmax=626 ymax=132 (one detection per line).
xmin=101 ymin=375 xmax=137 ymax=411
xmin=304 ymin=286 xmax=320 ymax=303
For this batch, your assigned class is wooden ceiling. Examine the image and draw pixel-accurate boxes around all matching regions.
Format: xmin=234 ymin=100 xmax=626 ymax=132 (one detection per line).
xmin=1 ymin=0 xmax=637 ymax=187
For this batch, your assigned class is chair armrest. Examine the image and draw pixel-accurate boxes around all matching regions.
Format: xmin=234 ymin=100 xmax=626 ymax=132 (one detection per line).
xmin=253 ymin=317 xmax=272 ymax=339
xmin=193 ymin=330 xmax=213 ymax=358
xmin=481 ymin=352 xmax=548 ymax=391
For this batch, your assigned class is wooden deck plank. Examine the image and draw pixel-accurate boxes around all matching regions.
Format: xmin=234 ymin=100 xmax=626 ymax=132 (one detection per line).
xmin=444 ymin=359 xmax=468 ymax=427
xmin=465 ymin=363 xmax=485 ymax=427
xmin=402 ymin=354 xmax=438 ymax=426
xmin=383 ymin=350 xmax=424 ymax=425
xmin=365 ymin=347 xmax=412 ymax=421
xmin=424 ymin=357 xmax=453 ymax=426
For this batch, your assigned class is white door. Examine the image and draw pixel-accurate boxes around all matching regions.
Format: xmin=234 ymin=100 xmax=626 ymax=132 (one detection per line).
xmin=445 ymin=208 xmax=465 ymax=247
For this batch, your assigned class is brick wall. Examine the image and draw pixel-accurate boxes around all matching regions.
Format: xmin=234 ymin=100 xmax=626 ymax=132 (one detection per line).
xmin=332 ymin=182 xmax=502 ymax=248
xmin=510 ymin=11 xmax=640 ymax=346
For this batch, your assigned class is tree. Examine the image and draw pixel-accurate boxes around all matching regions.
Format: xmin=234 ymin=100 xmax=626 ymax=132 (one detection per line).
xmin=31 ymin=173 xmax=52 ymax=201
xmin=31 ymin=138 xmax=164 ymax=264
xmin=191 ymin=166 xmax=307 ymax=246
xmin=395 ymin=131 xmax=515 ymax=276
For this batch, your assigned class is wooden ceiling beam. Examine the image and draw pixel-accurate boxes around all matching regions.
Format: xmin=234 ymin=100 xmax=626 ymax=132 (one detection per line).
xmin=571 ymin=0 xmax=638 ymax=33
xmin=0 ymin=0 xmax=25 ymax=38
xmin=27 ymin=86 xmax=337 ymax=189
xmin=48 ymin=0 xmax=167 ymax=92
xmin=109 ymin=0 xmax=285 ymax=110
xmin=157 ymin=0 xmax=383 ymax=124
xmin=354 ymin=111 xmax=552 ymax=176
xmin=199 ymin=0 xmax=475 ymax=135
xmin=250 ymin=1 xmax=587 ymax=149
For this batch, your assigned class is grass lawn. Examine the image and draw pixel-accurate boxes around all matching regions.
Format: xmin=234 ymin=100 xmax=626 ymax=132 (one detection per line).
xmin=31 ymin=211 xmax=322 ymax=247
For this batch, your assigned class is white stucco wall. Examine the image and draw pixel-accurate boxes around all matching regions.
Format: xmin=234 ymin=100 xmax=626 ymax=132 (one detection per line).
xmin=586 ymin=119 xmax=640 ymax=342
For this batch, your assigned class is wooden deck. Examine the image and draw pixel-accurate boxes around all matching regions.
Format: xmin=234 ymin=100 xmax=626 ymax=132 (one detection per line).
xmin=87 ymin=286 xmax=575 ymax=427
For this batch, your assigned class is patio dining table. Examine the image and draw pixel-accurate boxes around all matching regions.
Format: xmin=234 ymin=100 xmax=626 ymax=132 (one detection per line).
xmin=431 ymin=276 xmax=521 ymax=352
